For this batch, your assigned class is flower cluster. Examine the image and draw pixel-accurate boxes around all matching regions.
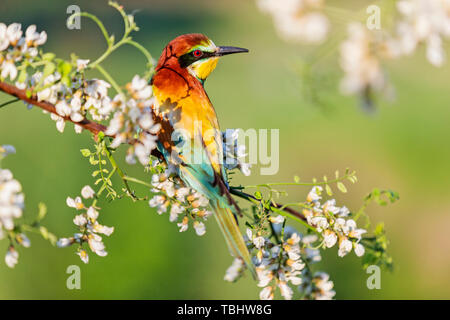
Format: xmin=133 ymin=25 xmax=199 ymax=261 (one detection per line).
xmin=148 ymin=160 xmax=212 ymax=235
xmin=251 ymin=229 xmax=305 ymax=300
xmin=224 ymin=220 xmax=336 ymax=300
xmin=257 ymin=0 xmax=329 ymax=44
xmin=57 ymin=185 xmax=114 ymax=263
xmin=299 ymin=271 xmax=336 ymax=300
xmin=106 ymin=75 xmax=161 ymax=166
xmin=0 ymin=145 xmax=30 ymax=268
xmin=303 ymin=186 xmax=366 ymax=257
xmin=258 ymin=0 xmax=450 ymax=109
xmin=222 ymin=129 xmax=251 ymax=176
xmin=339 ymin=23 xmax=392 ymax=100
xmin=395 ymin=0 xmax=450 ymax=67
xmin=0 ymin=22 xmax=160 ymax=166
xmin=0 ymin=23 xmax=46 ymax=81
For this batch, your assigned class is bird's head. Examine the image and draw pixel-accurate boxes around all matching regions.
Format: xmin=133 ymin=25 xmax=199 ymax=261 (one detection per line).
xmin=156 ymin=33 xmax=248 ymax=83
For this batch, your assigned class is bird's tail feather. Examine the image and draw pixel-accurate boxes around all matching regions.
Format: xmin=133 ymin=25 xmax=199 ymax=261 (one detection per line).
xmin=212 ymin=200 xmax=256 ymax=279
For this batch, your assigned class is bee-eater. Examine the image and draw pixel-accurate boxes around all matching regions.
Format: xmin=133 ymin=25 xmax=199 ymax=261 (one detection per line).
xmin=150 ymin=34 xmax=255 ymax=277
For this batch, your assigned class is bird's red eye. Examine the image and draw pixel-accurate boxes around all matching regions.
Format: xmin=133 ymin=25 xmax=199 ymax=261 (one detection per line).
xmin=193 ymin=50 xmax=203 ymax=57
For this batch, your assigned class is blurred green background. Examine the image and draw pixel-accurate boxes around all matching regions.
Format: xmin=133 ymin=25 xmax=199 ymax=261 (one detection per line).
xmin=1 ymin=0 xmax=450 ymax=299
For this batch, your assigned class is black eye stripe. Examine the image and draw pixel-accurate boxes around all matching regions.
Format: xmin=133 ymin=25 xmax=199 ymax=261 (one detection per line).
xmin=178 ymin=50 xmax=215 ymax=68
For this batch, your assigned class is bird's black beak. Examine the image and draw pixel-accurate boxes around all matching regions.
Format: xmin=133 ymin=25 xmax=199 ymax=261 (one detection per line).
xmin=216 ymin=46 xmax=249 ymax=56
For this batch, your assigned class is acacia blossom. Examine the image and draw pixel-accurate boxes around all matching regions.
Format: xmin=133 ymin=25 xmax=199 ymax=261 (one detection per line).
xmin=57 ymin=185 xmax=114 ymax=264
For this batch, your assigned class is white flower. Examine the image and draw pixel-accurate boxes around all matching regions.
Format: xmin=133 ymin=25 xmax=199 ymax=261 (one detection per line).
xmin=258 ymin=0 xmax=329 ymax=44
xmin=177 ymin=216 xmax=189 ymax=232
xmin=76 ymin=59 xmax=90 ymax=71
xmin=0 ymin=167 xmax=25 ymax=234
xmin=73 ymin=214 xmax=87 ymax=226
xmin=66 ymin=196 xmax=84 ymax=210
xmin=55 ymin=101 xmax=83 ymax=123
xmin=339 ymin=23 xmax=388 ymax=99
xmin=224 ymin=258 xmax=245 ymax=282
xmin=25 ymin=25 xmax=46 ymax=46
xmin=149 ymin=195 xmax=168 ymax=214
xmin=5 ymin=247 xmax=19 ymax=268
xmin=129 ymin=75 xmax=152 ymax=99
xmin=0 ymin=23 xmax=9 ymax=51
xmin=323 ymin=230 xmax=337 ymax=248
xmin=0 ymin=145 xmax=16 ymax=157
xmin=56 ymin=238 xmax=73 ymax=248
xmin=257 ymin=267 xmax=273 ymax=287
xmin=1 ymin=61 xmax=18 ymax=81
xmin=87 ymin=206 xmax=99 ymax=220
xmin=269 ymin=215 xmax=285 ymax=224
xmin=16 ymin=233 xmax=30 ymax=248
xmin=338 ymin=238 xmax=353 ymax=257
xmin=169 ymin=203 xmax=185 ymax=222
xmin=91 ymin=221 xmax=114 ymax=237
xmin=253 ymin=236 xmax=265 ymax=249
xmin=338 ymin=206 xmax=350 ymax=217
xmin=288 ymin=258 xmax=305 ymax=271
xmin=88 ymin=235 xmax=107 ymax=256
xmin=193 ymin=221 xmax=206 ymax=236
xmin=81 ymin=185 xmax=95 ymax=199
xmin=222 ymin=129 xmax=252 ymax=175
xmin=50 ymin=114 xmax=66 ymax=133
xmin=85 ymin=79 xmax=110 ymax=99
xmin=354 ymin=243 xmax=365 ymax=257
xmin=307 ymin=186 xmax=322 ymax=202
xmin=259 ymin=286 xmax=274 ymax=300
xmin=77 ymin=249 xmax=89 ymax=264
xmin=6 ymin=23 xmax=22 ymax=45
xmin=313 ymin=272 xmax=336 ymax=300
xmin=278 ymin=281 xmax=293 ymax=300
xmin=310 ymin=216 xmax=328 ymax=231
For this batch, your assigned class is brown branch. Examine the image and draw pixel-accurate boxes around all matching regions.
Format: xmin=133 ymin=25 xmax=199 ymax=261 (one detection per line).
xmin=0 ymin=81 xmax=108 ymax=136
xmin=0 ymin=80 xmax=164 ymax=158
xmin=230 ymin=188 xmax=307 ymax=222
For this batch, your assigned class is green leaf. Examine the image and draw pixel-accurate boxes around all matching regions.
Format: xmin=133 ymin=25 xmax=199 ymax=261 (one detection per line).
xmin=43 ymin=62 xmax=56 ymax=78
xmin=37 ymin=202 xmax=47 ymax=221
xmin=337 ymin=182 xmax=347 ymax=193
xmin=42 ymin=52 xmax=56 ymax=61
xmin=294 ymin=175 xmax=300 ymax=183
xmin=97 ymin=131 xmax=105 ymax=140
xmin=325 ymin=184 xmax=333 ymax=196
xmin=80 ymin=149 xmax=91 ymax=157
xmin=254 ymin=191 xmax=262 ymax=200
xmin=57 ymin=61 xmax=72 ymax=76
xmin=61 ymin=75 xmax=71 ymax=88
xmin=17 ymin=69 xmax=28 ymax=83
xmin=39 ymin=226 xmax=49 ymax=239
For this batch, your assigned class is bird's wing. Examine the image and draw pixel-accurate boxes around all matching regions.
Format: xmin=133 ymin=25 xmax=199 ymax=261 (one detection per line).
xmin=151 ymin=67 xmax=255 ymax=276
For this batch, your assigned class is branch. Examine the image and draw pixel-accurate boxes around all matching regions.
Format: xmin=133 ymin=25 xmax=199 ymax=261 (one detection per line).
xmin=0 ymin=81 xmax=107 ymax=136
xmin=230 ymin=188 xmax=307 ymax=222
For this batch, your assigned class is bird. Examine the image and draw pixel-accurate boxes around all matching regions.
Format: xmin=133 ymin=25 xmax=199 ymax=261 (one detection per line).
xmin=150 ymin=33 xmax=255 ymax=277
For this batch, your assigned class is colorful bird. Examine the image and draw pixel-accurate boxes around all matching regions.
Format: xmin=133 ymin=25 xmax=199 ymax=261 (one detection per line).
xmin=150 ymin=34 xmax=255 ymax=277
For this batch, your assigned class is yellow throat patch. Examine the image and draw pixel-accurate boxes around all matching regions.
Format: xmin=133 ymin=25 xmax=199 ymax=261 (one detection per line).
xmin=188 ymin=57 xmax=219 ymax=81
